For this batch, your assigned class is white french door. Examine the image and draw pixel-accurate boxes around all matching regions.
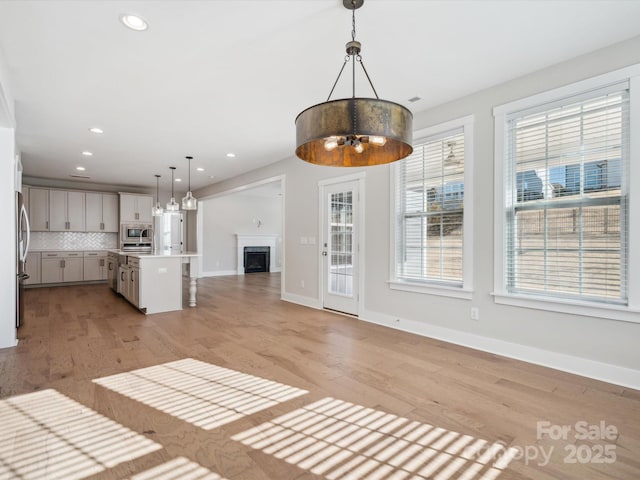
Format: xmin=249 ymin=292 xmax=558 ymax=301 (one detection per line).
xmin=321 ymin=179 xmax=361 ymax=316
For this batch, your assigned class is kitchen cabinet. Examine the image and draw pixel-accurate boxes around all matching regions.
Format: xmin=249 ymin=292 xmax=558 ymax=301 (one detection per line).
xmin=130 ymin=264 xmax=140 ymax=307
xmin=29 ymin=188 xmax=49 ymax=231
xmin=83 ymin=251 xmax=108 ymax=281
xmin=86 ymin=193 xmax=118 ymax=232
xmin=107 ymin=252 xmax=119 ymax=291
xmin=50 ymin=190 xmax=85 ymax=231
xmin=25 ymin=252 xmax=41 ymax=285
xmin=121 ymin=257 xmax=140 ymax=307
xmin=41 ymin=252 xmax=83 ymax=283
xmin=120 ymin=194 xmax=153 ymax=224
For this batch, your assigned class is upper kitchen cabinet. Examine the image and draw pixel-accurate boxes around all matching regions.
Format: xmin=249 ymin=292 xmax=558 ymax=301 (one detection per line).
xmin=86 ymin=193 xmax=118 ymax=232
xmin=29 ymin=188 xmax=49 ymax=231
xmin=120 ymin=193 xmax=153 ymax=224
xmin=50 ymin=190 xmax=85 ymax=231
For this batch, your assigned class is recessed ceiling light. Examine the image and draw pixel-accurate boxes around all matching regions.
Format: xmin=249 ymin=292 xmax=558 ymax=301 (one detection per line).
xmin=175 ymin=178 xmax=182 ymax=182
xmin=226 ymin=152 xmax=236 ymax=158
xmin=76 ymin=166 xmax=86 ymax=171
xmin=196 ymin=167 xmax=204 ymax=172
xmin=82 ymin=151 xmax=93 ymax=156
xmin=120 ymin=14 xmax=148 ymax=31
xmin=89 ymin=127 xmax=103 ymax=134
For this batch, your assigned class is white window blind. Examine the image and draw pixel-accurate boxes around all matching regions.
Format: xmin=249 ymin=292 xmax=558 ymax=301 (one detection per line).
xmin=504 ymin=85 xmax=629 ymax=304
xmin=395 ymin=129 xmax=465 ymax=285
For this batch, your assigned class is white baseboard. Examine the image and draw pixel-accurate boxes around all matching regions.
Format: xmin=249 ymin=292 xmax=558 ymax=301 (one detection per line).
xmin=281 ymin=292 xmax=322 ymax=310
xmin=360 ymin=309 xmax=640 ymax=391
xmin=200 ymin=270 xmax=238 ymax=277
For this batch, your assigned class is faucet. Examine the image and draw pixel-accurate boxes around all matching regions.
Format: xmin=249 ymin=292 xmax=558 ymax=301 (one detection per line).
xmin=140 ymin=227 xmax=155 ymax=252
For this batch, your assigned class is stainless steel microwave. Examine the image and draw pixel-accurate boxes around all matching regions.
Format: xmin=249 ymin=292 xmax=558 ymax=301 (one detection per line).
xmin=121 ymin=224 xmax=153 ymax=243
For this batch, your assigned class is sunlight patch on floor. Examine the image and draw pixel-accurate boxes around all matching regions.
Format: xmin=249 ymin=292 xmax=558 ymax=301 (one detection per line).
xmin=124 ymin=457 xmax=228 ymax=480
xmin=0 ymin=389 xmax=161 ymax=480
xmin=232 ymin=397 xmax=517 ymax=480
xmin=93 ymin=358 xmax=308 ymax=430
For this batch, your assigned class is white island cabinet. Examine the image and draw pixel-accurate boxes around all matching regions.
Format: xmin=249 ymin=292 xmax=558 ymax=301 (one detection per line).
xmin=112 ymin=250 xmax=199 ymax=314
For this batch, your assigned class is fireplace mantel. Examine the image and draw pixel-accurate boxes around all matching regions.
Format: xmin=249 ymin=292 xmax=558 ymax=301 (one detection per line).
xmin=236 ymin=234 xmax=277 ymax=275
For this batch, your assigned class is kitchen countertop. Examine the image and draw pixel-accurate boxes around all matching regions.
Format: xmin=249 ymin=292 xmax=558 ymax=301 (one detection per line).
xmin=108 ymin=249 xmax=200 ymax=259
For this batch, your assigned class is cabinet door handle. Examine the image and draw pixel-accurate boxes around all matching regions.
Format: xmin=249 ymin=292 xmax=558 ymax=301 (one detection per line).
xmin=101 ymin=222 xmax=104 ymax=230
xmin=46 ymin=220 xmax=49 ymax=229
xmin=61 ymin=260 xmax=65 ymax=268
xmin=131 ymin=271 xmax=134 ymax=281
xmin=108 ymin=263 xmax=113 ymax=271
xmin=121 ymin=271 xmax=125 ymax=281
xmin=100 ymin=259 xmax=105 ymax=267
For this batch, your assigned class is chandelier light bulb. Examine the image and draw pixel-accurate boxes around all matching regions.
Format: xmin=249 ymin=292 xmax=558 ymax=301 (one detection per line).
xmin=369 ymin=136 xmax=387 ymax=146
xmin=324 ymin=137 xmax=339 ymax=151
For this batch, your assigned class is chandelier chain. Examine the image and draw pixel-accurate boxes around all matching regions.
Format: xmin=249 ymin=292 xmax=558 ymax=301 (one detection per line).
xmin=351 ymin=0 xmax=356 ymax=41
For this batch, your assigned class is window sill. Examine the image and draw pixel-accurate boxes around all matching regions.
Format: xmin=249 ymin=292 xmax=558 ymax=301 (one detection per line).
xmin=492 ymin=292 xmax=640 ymax=324
xmin=388 ymin=280 xmax=473 ymax=299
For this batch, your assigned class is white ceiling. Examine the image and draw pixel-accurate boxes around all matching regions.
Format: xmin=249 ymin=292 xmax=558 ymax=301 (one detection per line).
xmin=2 ymin=1 xmax=640 ymax=193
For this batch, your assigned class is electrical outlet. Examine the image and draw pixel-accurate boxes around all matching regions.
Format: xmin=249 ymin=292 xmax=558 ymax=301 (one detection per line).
xmin=470 ymin=307 xmax=480 ymax=321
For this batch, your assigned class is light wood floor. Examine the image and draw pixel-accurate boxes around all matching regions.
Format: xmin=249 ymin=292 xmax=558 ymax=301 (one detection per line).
xmin=1 ymin=274 xmax=639 ymax=480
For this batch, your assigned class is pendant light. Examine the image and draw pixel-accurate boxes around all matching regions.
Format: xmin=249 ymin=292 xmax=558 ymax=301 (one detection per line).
xmin=166 ymin=166 xmax=180 ymax=211
xmin=152 ymin=174 xmax=163 ymax=216
xmin=295 ymin=0 xmax=413 ymax=167
xmin=181 ymin=156 xmax=197 ymax=210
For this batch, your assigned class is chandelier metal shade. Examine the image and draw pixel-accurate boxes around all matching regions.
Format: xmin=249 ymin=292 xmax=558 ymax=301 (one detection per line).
xmin=152 ymin=174 xmax=163 ymax=217
xmin=181 ymin=156 xmax=197 ymax=211
xmin=295 ymin=0 xmax=413 ymax=167
xmin=166 ymin=166 xmax=180 ymax=212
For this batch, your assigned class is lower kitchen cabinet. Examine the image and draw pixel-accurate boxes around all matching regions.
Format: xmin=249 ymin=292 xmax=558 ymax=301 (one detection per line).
xmin=83 ymin=251 xmax=108 ymax=281
xmin=122 ymin=257 xmax=140 ymax=307
xmin=41 ymin=252 xmax=83 ymax=283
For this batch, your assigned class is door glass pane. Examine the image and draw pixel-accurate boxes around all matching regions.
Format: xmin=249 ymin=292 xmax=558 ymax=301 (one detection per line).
xmin=329 ymin=191 xmax=353 ymax=296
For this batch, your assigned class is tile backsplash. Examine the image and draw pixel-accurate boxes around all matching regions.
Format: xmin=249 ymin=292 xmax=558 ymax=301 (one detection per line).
xmin=30 ymin=232 xmax=118 ymax=251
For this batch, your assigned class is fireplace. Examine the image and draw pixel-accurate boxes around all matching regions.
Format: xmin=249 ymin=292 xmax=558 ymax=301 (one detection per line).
xmin=244 ymin=246 xmax=270 ymax=274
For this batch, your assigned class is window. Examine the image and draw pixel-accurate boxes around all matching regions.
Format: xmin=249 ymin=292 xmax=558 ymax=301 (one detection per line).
xmin=390 ymin=116 xmax=474 ymax=298
xmin=494 ymin=66 xmax=640 ymax=321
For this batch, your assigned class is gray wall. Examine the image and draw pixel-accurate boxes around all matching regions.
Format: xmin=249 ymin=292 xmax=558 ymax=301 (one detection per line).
xmin=195 ymin=36 xmax=640 ymax=376
xmin=201 ymin=192 xmax=282 ymax=274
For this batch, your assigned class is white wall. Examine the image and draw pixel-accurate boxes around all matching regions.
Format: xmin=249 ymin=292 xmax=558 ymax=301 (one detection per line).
xmin=195 ymin=35 xmax=640 ymax=387
xmin=0 ymin=44 xmax=16 ymax=348
xmin=201 ymin=192 xmax=282 ymax=275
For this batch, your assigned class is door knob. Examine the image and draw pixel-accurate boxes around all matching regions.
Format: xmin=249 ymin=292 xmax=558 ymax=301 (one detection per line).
xmin=322 ymin=251 xmax=328 ymax=256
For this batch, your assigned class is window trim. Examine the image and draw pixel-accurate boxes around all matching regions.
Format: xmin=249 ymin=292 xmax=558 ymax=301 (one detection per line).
xmin=493 ymin=64 xmax=640 ymax=323
xmin=389 ymin=115 xmax=474 ymax=298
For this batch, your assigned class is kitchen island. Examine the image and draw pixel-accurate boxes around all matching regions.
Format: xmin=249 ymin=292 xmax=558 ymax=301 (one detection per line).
xmin=109 ymin=250 xmax=199 ymax=314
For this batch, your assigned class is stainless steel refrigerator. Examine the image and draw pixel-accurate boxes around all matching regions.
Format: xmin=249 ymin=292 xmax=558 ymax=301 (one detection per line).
xmin=16 ymin=191 xmax=31 ymax=328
